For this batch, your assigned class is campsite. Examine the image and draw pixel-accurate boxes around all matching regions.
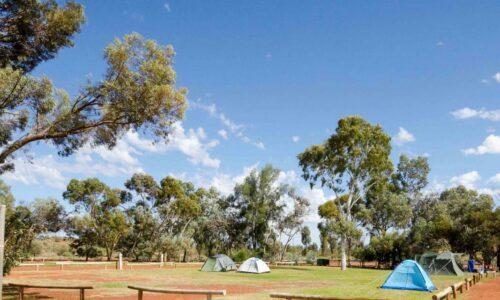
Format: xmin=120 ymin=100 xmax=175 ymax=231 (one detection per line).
xmin=4 ymin=263 xmax=484 ymax=300
xmin=1 ymin=0 xmax=500 ymax=300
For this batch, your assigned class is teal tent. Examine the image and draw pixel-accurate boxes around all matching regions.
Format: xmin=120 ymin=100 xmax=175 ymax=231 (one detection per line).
xmin=381 ymin=260 xmax=436 ymax=292
xmin=201 ymin=254 xmax=236 ymax=272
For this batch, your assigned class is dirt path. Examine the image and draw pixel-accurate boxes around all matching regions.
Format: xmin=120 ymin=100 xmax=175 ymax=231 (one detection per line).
xmin=465 ymin=278 xmax=500 ymax=300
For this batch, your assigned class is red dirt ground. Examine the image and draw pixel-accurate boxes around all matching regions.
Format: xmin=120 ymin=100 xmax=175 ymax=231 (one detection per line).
xmin=465 ymin=278 xmax=500 ymax=300
xmin=5 ymin=264 xmax=285 ymax=299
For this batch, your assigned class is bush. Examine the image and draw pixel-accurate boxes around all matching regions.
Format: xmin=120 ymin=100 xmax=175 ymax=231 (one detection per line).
xmin=232 ymin=248 xmax=252 ymax=262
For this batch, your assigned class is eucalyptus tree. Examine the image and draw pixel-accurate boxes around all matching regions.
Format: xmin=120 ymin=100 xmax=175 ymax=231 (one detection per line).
xmin=301 ymin=226 xmax=311 ymax=254
xmin=193 ymin=188 xmax=229 ymax=257
xmin=274 ymin=189 xmax=310 ymax=261
xmin=0 ymin=0 xmax=85 ymax=72
xmin=1 ymin=29 xmax=187 ymax=173
xmin=1 ymin=180 xmax=64 ymax=274
xmin=121 ymin=173 xmax=160 ymax=260
xmin=392 ymin=154 xmax=430 ymax=197
xmin=298 ymin=116 xmax=392 ymax=270
xmin=362 ymin=179 xmax=412 ymax=236
xmin=228 ymin=164 xmax=308 ymax=257
xmin=63 ymin=178 xmax=129 ymax=260
xmin=156 ymin=177 xmax=202 ymax=262
xmin=439 ymin=186 xmax=495 ymax=259
xmin=228 ymin=165 xmax=286 ymax=252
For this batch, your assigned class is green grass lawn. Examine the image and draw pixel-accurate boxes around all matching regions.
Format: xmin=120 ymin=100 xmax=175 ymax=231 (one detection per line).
xmin=6 ymin=265 xmax=469 ymax=299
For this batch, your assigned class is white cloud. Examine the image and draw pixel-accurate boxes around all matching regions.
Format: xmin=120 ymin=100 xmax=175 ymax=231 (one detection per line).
xmin=253 ymin=141 xmax=265 ymax=150
xmin=163 ymin=123 xmax=221 ymax=168
xmin=463 ymin=134 xmax=500 ymax=155
xmin=3 ymin=122 xmax=222 ymax=190
xmin=3 ymin=155 xmax=66 ymax=189
xmin=301 ymin=187 xmax=331 ymax=222
xmin=477 ymin=188 xmax=500 ymax=200
xmin=425 ymin=180 xmax=446 ymax=193
xmin=292 ymin=136 xmax=300 ymax=143
xmin=451 ymin=107 xmax=500 ymax=121
xmin=217 ymin=129 xmax=228 ymax=140
xmin=278 ymin=170 xmax=298 ymax=186
xmin=493 ymin=72 xmax=500 ymax=83
xmin=481 ymin=79 xmax=490 ymax=84
xmin=191 ymin=101 xmax=265 ymax=150
xmin=488 ymin=173 xmax=500 ymax=185
xmin=450 ymin=171 xmax=481 ymax=189
xmin=126 ymin=123 xmax=221 ymax=168
xmin=164 ymin=2 xmax=171 ymax=12
xmin=208 ymin=163 xmax=259 ymax=195
xmin=393 ymin=127 xmax=415 ymax=146
xmin=92 ymin=140 xmax=140 ymax=166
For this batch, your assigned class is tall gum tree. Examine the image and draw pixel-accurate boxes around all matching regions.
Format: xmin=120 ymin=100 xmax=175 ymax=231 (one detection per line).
xmin=0 ymin=2 xmax=187 ymax=173
xmin=298 ymin=116 xmax=392 ymax=270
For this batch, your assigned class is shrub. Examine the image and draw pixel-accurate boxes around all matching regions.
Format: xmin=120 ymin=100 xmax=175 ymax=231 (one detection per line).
xmin=232 ymin=248 xmax=252 ymax=262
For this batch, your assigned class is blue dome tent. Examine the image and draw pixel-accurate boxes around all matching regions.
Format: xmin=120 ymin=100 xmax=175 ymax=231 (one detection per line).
xmin=381 ymin=260 xmax=436 ymax=292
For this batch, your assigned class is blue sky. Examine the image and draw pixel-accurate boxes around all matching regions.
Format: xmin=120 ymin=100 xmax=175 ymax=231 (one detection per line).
xmin=2 ymin=1 xmax=500 ymax=242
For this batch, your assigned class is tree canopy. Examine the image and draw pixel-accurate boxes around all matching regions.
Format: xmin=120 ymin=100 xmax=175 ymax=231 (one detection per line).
xmin=0 ymin=0 xmax=85 ymax=72
xmin=0 ymin=0 xmax=187 ymax=174
xmin=299 ymin=116 xmax=393 ymax=270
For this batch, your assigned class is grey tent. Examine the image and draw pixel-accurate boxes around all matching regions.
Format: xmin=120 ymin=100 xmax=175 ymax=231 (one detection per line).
xmin=417 ymin=251 xmax=464 ymax=276
xmin=201 ymin=254 xmax=236 ymax=272
xmin=237 ymin=257 xmax=270 ymax=274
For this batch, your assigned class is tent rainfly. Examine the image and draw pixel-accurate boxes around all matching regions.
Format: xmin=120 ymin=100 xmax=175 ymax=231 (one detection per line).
xmin=381 ymin=260 xmax=436 ymax=292
xmin=417 ymin=251 xmax=464 ymax=276
xmin=201 ymin=254 xmax=236 ymax=272
xmin=237 ymin=257 xmax=270 ymax=274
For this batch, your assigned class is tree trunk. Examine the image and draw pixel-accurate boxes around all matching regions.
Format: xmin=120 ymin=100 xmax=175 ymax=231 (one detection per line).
xmin=347 ymin=238 xmax=352 ymax=267
xmin=340 ymin=235 xmax=347 ymax=271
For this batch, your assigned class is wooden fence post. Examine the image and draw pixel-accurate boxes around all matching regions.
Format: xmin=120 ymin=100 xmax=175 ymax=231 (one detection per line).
xmin=117 ymin=253 xmax=123 ymax=271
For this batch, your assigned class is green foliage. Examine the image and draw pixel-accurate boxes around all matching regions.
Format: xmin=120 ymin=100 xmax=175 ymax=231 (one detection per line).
xmin=0 ymin=0 xmax=85 ymax=72
xmin=301 ymin=226 xmax=312 ymax=253
xmin=1 ymin=31 xmax=187 ymax=173
xmin=227 ymin=164 xmax=309 ymax=260
xmin=228 ymin=165 xmax=287 ymax=251
xmin=299 ymin=116 xmax=393 ymax=269
xmin=63 ymin=178 xmax=128 ymax=260
xmin=193 ymin=188 xmax=230 ymax=257
xmin=232 ymin=248 xmax=253 ymax=262
xmin=393 ymin=154 xmax=430 ymax=196
xmin=1 ymin=182 xmax=65 ymax=274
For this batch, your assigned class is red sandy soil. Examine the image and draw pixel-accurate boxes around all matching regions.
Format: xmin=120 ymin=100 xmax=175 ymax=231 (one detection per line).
xmin=5 ymin=263 xmax=298 ymax=299
xmin=465 ymin=278 xmax=500 ymax=300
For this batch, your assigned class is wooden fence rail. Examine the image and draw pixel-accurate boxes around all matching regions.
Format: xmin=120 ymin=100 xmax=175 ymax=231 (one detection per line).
xmin=270 ymin=293 xmax=384 ymax=300
xmin=55 ymin=261 xmax=115 ymax=270
xmin=450 ymin=281 xmax=465 ymax=298
xmin=485 ymin=271 xmax=497 ymax=278
xmin=128 ymin=285 xmax=226 ymax=300
xmin=431 ymin=287 xmax=452 ymax=300
xmin=8 ymin=283 xmax=93 ymax=300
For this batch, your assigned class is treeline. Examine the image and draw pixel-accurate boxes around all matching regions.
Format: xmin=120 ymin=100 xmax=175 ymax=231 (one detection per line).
xmin=0 ymin=165 xmax=310 ymax=274
xmin=301 ymin=116 xmax=500 ymax=270
xmin=1 ymin=116 xmax=499 ymax=276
